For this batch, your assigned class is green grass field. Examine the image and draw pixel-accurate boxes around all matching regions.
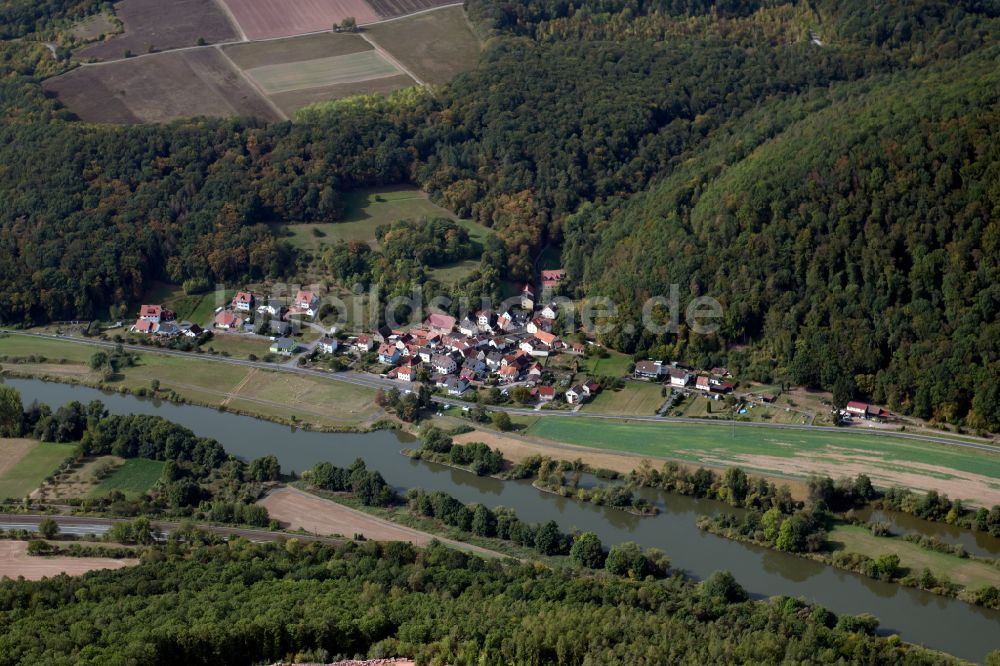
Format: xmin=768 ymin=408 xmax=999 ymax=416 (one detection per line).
xmin=524 ymin=417 xmax=1000 ymax=503
xmin=577 ymin=350 xmax=634 ymax=378
xmin=830 ymin=523 xmax=1000 ymax=588
xmin=582 ymin=382 xmax=665 ymax=415
xmin=247 ymin=51 xmax=400 ymax=94
xmin=88 ymin=458 xmax=164 ymax=499
xmin=0 ymin=443 xmax=76 ymax=498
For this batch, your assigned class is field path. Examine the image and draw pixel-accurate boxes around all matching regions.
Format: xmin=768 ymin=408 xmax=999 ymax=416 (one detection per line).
xmin=211 ymin=0 xmax=249 ymax=41
xmin=215 ymin=45 xmax=289 ymax=120
xmin=221 ymin=367 xmax=258 ymax=406
xmin=360 ymin=32 xmax=423 ymax=86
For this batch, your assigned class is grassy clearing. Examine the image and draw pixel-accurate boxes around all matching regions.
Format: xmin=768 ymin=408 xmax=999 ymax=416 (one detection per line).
xmin=427 ymin=259 xmax=480 ymax=285
xmin=829 ymin=524 xmax=1000 ymax=588
xmin=575 ymin=350 xmax=634 ymax=378
xmin=582 ymin=382 xmax=665 ymax=415
xmin=0 ymin=443 xmax=76 ymax=499
xmin=88 ymin=459 xmax=164 ymax=498
xmin=0 ymin=334 xmax=95 ymax=363
xmin=280 ymin=185 xmax=487 ymax=253
xmin=202 ymin=335 xmax=273 ymax=359
xmin=364 ymin=6 xmax=481 ymax=85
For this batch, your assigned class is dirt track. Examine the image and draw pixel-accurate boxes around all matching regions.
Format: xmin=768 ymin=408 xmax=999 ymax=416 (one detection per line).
xmin=0 ymin=541 xmax=137 ymax=581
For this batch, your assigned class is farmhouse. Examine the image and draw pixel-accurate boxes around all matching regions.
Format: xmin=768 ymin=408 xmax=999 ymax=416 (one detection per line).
xmin=132 ymin=319 xmax=157 ymax=334
xmin=232 ymin=291 xmax=255 ymax=312
xmin=425 ymin=312 xmax=457 ymax=335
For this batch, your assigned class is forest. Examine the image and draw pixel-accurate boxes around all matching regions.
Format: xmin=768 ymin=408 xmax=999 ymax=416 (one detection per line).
xmin=0 ymin=536 xmax=972 ymax=665
xmin=1 ymin=0 xmax=999 ymax=427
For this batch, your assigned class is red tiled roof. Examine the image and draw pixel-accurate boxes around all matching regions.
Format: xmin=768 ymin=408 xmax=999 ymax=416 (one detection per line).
xmin=139 ymin=304 xmax=161 ymax=318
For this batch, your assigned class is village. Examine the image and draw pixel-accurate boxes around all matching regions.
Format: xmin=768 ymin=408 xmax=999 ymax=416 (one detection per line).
xmin=123 ymin=269 xmax=895 ymax=422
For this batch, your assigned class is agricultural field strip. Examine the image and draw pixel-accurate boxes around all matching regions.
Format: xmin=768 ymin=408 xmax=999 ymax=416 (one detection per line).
xmin=214 ymin=46 xmax=289 ymax=120
xmin=359 ymin=32 xmax=423 ymax=86
xmin=69 ymin=2 xmax=464 ymax=70
xmin=245 ymin=51 xmax=401 ymax=93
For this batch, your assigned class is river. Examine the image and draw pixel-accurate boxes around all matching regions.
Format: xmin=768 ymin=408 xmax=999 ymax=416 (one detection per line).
xmin=6 ymin=377 xmax=1000 ymax=662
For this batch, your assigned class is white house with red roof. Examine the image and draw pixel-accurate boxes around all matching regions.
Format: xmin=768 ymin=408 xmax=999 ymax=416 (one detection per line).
xmin=291 ymin=290 xmax=320 ymax=318
xmin=132 ymin=319 xmax=157 ymax=334
xmin=231 ymin=291 xmax=255 ymax=312
xmin=213 ymin=311 xmax=243 ymax=330
xmin=139 ymin=304 xmax=162 ymax=323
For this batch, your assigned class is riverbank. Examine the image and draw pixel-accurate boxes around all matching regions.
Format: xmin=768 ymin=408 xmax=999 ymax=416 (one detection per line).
xmin=699 ymin=517 xmax=1000 ymax=610
xmin=0 ymin=334 xmax=387 ymax=432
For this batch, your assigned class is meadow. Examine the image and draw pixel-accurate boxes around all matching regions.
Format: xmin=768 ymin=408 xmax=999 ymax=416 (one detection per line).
xmin=0 ymin=441 xmax=76 ymax=499
xmin=582 ymin=382 xmax=665 ymax=416
xmin=88 ymin=459 xmax=165 ymax=499
xmin=524 ymin=417 xmax=1000 ymax=505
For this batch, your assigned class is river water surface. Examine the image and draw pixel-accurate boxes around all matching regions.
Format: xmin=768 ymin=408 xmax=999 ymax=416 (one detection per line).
xmin=7 ymin=377 xmax=1000 ymax=662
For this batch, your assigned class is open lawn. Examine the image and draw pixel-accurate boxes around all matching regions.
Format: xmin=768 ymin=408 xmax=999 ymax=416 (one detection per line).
xmin=575 ymin=350 xmax=634 ymax=378
xmin=0 ymin=442 xmax=76 ymax=499
xmin=524 ymin=418 xmax=1000 ymax=506
xmin=76 ymin=0 xmax=238 ymax=61
xmin=426 ymin=259 xmax=480 ymax=285
xmin=44 ymin=48 xmax=280 ymax=123
xmin=88 ymin=458 xmax=164 ymax=498
xmin=0 ymin=334 xmax=95 ymax=363
xmin=582 ymin=382 xmax=664 ymax=416
xmin=245 ymin=50 xmax=401 ymax=94
xmin=830 ymin=524 xmax=1000 ymax=589
xmin=202 ymin=334 xmax=273 ymax=359
xmin=365 ymin=5 xmax=480 ymax=85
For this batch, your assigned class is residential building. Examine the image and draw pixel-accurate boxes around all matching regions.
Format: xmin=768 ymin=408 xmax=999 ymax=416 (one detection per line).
xmin=533 ymin=386 xmax=555 ymax=402
xmin=696 ymin=376 xmax=711 ymax=391
xmin=634 ymin=360 xmax=666 ymax=379
xmin=565 ymin=384 xmax=585 ymax=404
xmin=446 ymin=377 xmax=469 ymax=395
xmin=257 ymin=299 xmax=283 ymax=317
xmin=378 ymin=343 xmax=402 ymax=365
xmin=458 ymin=317 xmax=479 ymax=336
xmin=431 ymin=353 xmax=457 ymax=375
xmin=139 ymin=304 xmax=162 ymax=323
xmin=353 ymin=335 xmax=374 ymax=353
xmin=214 ymin=311 xmax=242 ymax=330
xmin=540 ymin=303 xmax=559 ymax=320
xmin=232 ymin=291 xmax=255 ymax=312
xmin=540 ymin=269 xmax=565 ymax=289
xmin=317 ymin=336 xmax=338 ymax=354
xmin=292 ymin=290 xmax=320 ymax=318
xmin=270 ymin=338 xmax=296 ymax=356
xmin=520 ymin=285 xmax=536 ymax=311
xmin=132 ymin=319 xmax=157 ymax=334
xmin=667 ymin=367 xmax=691 ymax=388
xmin=424 ymin=312 xmax=457 ymax=335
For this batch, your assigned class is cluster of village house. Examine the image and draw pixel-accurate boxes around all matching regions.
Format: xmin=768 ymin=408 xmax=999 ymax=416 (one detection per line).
xmin=130 ymin=305 xmax=203 ymax=338
xmin=633 ymin=360 xmax=735 ymax=396
xmin=359 ymin=282 xmax=600 ymax=402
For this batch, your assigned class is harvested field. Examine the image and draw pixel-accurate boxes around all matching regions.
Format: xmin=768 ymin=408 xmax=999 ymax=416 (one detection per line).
xmin=221 ymin=32 xmax=370 ymax=69
xmin=259 ymin=486 xmax=434 ymax=543
xmin=44 ymin=49 xmax=280 ymax=123
xmin=365 ymin=0 xmax=458 ymax=20
xmin=276 ymin=73 xmax=414 ymax=115
xmin=0 ymin=541 xmax=137 ymax=581
xmin=365 ymin=5 xmax=480 ymax=84
xmin=220 ymin=0 xmax=379 ymax=40
xmin=77 ymin=0 xmax=238 ymax=62
xmin=246 ymin=50 xmax=400 ymax=94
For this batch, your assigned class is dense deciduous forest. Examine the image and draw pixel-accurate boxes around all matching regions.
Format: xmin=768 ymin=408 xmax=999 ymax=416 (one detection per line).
xmin=1 ymin=0 xmax=999 ymax=427
xmin=0 ymin=536 xmax=970 ymax=665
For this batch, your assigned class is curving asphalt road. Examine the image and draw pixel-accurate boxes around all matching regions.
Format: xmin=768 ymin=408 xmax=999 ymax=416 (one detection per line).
xmin=4 ymin=329 xmax=1000 ymax=456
